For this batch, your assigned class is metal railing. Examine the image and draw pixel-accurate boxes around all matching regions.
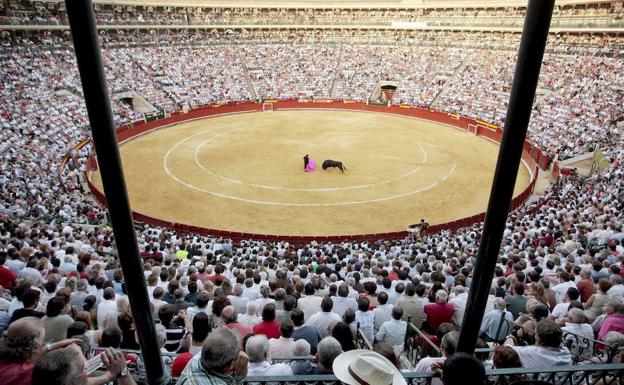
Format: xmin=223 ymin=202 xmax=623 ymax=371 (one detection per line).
xmin=403 ymin=320 xmax=443 ymax=365
xmin=241 ymin=364 xmax=624 ymax=385
xmin=92 ymin=348 xmax=624 ymax=384
xmin=355 ymin=322 xmax=373 ymax=350
xmin=473 ymin=318 xmax=623 ymax=364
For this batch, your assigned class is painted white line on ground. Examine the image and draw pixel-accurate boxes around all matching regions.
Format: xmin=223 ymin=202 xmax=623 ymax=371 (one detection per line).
xmin=187 ymin=133 xmax=429 ymax=191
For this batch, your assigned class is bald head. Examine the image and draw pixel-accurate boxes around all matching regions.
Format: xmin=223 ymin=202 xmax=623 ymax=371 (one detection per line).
xmin=0 ymin=317 xmax=45 ymax=362
xmin=222 ymin=305 xmax=237 ymax=323
xmin=7 ymin=316 xmax=45 ymax=341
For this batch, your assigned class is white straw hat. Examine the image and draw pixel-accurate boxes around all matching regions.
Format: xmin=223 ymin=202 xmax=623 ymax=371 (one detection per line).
xmin=333 ymin=350 xmax=406 ymax=385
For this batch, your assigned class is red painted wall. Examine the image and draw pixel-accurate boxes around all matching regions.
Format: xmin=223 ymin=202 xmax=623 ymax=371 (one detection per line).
xmin=85 ymin=100 xmax=541 ymax=242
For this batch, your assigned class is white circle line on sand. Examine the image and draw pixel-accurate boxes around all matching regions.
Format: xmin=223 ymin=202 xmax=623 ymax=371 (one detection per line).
xmin=191 ymin=133 xmax=244 ymax=185
xmin=163 ymin=158 xmax=456 ymax=206
xmin=188 ymin=132 xmax=428 ymax=191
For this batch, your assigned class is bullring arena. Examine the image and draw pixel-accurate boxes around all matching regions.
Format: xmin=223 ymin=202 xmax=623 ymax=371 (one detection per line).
xmin=89 ymin=103 xmax=533 ymax=237
xmin=3 ymin=0 xmax=624 ymax=384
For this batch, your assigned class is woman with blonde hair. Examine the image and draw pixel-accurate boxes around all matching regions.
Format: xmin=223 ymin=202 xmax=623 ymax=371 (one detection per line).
xmin=528 ymin=283 xmax=548 ymax=306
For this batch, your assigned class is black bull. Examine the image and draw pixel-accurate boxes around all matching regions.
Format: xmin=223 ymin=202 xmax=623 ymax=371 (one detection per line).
xmin=322 ymin=160 xmax=346 ymax=173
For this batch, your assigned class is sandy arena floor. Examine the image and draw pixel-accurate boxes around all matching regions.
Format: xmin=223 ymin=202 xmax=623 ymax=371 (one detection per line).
xmin=91 ymin=109 xmax=531 ymax=236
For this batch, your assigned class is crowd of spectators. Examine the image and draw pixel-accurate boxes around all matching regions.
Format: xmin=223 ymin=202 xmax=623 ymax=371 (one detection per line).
xmin=2 ymin=2 xmax=623 ymax=29
xmin=1 ymin=162 xmax=623 ymax=382
xmin=0 ymin=29 xmax=622 ymax=224
xmin=0 ymin=24 xmax=623 ymax=385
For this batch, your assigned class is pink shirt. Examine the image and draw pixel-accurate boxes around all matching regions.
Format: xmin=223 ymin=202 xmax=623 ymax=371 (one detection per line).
xmin=598 ymin=315 xmax=624 ymax=340
xmin=224 ymin=322 xmax=253 ymax=347
xmin=0 ymin=360 xmax=34 ymax=385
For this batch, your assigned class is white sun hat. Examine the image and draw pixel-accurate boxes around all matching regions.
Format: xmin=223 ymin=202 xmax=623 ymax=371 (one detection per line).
xmin=333 ymin=350 xmax=407 ymax=385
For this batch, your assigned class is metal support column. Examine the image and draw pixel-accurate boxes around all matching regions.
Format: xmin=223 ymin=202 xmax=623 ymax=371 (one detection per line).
xmin=457 ymin=0 xmax=554 ymax=354
xmin=64 ymin=1 xmax=168 ymax=384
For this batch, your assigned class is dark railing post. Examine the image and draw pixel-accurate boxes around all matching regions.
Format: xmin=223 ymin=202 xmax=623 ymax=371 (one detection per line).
xmin=64 ymin=1 xmax=168 ymax=384
xmin=457 ymin=0 xmax=554 ymax=354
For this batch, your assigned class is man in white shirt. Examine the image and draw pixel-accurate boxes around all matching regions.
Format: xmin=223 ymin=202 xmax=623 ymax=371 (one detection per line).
xmin=96 ymin=287 xmax=118 ymax=327
xmin=506 ymin=319 xmax=572 ymax=368
xmin=242 ymin=279 xmax=260 ymax=301
xmin=376 ymin=306 xmax=407 ymax=348
xmin=151 ymin=287 xmax=168 ymax=320
xmin=607 ymin=275 xmax=624 ymax=300
xmin=228 ymin=284 xmax=250 ymax=314
xmin=255 ymin=286 xmax=276 ymax=316
xmin=17 ymin=260 xmax=45 ymax=286
xmin=297 ymin=283 xmax=323 ymax=322
xmin=332 ymin=284 xmax=358 ymax=317
xmin=561 ymin=308 xmax=594 ymax=361
xmin=551 ymin=287 xmax=580 ymax=321
xmin=551 ymin=271 xmax=577 ymax=302
xmin=355 ymin=297 xmax=375 ymax=343
xmin=449 ymin=286 xmax=468 ymax=327
xmin=246 ymin=335 xmax=293 ymax=376
xmin=238 ymin=301 xmax=262 ymax=328
xmin=479 ymin=298 xmax=514 ymax=343
xmin=186 ymin=293 xmax=211 ymax=322
xmin=372 ymin=292 xmax=394 ymax=332
xmin=307 ymin=296 xmax=341 ymax=338
xmin=59 ymin=256 xmax=77 ymax=275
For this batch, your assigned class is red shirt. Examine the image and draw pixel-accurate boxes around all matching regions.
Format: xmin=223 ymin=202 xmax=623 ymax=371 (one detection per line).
xmin=424 ymin=303 xmax=454 ymax=332
xmin=172 ymin=353 xmax=193 ymax=377
xmin=253 ymin=321 xmax=281 ymax=339
xmin=0 ymin=360 xmax=34 ymax=385
xmin=208 ymin=274 xmax=227 ymax=284
xmin=0 ymin=266 xmax=16 ymax=289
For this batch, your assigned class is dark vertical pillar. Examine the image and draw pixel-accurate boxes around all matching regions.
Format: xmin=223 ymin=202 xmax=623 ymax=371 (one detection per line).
xmin=64 ymin=1 xmax=168 ymax=384
xmin=457 ymin=0 xmax=554 ymax=354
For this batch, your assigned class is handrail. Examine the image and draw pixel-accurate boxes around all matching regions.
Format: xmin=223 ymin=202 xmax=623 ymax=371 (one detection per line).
xmin=478 ymin=319 xmax=621 ymax=364
xmin=90 ymin=347 xmax=624 ymax=384
xmin=356 ymin=322 xmax=373 ymax=350
xmin=407 ymin=321 xmax=443 ymax=356
xmin=240 ymin=363 xmax=624 ymax=384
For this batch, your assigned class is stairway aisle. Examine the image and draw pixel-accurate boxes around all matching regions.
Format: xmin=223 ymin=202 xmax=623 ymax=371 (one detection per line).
xmin=242 ymin=63 xmax=259 ymax=100
xmin=329 ymin=44 xmax=344 ymax=99
xmin=429 ymin=51 xmax=473 ymax=108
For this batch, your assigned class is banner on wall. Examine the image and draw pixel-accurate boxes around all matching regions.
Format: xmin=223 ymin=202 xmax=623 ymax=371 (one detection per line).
xmin=591 ymin=146 xmax=610 ymax=174
xmin=475 ymin=119 xmax=498 ymax=130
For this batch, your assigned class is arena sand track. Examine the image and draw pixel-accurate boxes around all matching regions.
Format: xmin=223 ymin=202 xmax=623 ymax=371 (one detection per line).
xmin=92 ymin=109 xmax=530 ymax=236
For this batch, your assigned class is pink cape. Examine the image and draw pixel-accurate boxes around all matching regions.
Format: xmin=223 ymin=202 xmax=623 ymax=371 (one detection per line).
xmin=305 ymin=158 xmax=317 ymax=172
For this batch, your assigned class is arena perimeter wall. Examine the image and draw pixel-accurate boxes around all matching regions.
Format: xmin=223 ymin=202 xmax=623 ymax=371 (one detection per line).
xmin=85 ymin=100 xmax=544 ymax=243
